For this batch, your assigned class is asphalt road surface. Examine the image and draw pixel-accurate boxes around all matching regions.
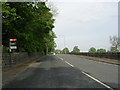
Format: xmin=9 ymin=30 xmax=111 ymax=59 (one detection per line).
xmin=3 ymin=54 xmax=119 ymax=89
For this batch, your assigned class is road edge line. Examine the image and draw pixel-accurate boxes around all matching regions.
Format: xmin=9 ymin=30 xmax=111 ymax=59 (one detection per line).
xmin=82 ymin=71 xmax=114 ymax=90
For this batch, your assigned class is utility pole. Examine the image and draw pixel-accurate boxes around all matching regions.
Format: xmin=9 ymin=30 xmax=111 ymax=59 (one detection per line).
xmin=63 ymin=35 xmax=66 ymax=54
xmin=58 ymin=35 xmax=66 ymax=54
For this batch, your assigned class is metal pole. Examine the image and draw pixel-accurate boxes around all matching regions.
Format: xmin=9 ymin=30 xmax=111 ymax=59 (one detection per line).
xmin=58 ymin=35 xmax=66 ymax=54
xmin=9 ymin=53 xmax=12 ymax=67
xmin=9 ymin=40 xmax=12 ymax=67
xmin=63 ymin=35 xmax=66 ymax=54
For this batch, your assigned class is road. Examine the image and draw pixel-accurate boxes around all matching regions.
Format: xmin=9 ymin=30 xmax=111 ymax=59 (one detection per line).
xmin=3 ymin=54 xmax=119 ymax=89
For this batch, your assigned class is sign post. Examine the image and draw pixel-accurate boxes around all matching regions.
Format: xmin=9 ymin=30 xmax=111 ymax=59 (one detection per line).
xmin=8 ymin=39 xmax=17 ymax=67
xmin=9 ymin=39 xmax=17 ymax=53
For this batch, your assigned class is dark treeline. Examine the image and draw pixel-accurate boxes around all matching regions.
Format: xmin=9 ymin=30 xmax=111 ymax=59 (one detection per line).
xmin=2 ymin=1 xmax=56 ymax=54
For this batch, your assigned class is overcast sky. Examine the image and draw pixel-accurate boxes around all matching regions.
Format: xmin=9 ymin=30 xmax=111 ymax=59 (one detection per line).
xmin=48 ymin=0 xmax=118 ymax=52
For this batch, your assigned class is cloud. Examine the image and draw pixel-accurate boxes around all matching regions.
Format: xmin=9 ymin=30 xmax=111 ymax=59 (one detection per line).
xmin=55 ymin=2 xmax=117 ymax=23
xmin=52 ymin=1 xmax=118 ymax=51
xmin=48 ymin=0 xmax=119 ymax=3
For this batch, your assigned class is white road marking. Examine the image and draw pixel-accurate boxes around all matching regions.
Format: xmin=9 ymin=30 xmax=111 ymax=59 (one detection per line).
xmin=60 ymin=58 xmax=63 ymax=60
xmin=56 ymin=55 xmax=113 ymax=89
xmin=82 ymin=71 xmax=114 ymax=90
xmin=65 ymin=61 xmax=74 ymax=67
xmin=57 ymin=56 xmax=64 ymax=61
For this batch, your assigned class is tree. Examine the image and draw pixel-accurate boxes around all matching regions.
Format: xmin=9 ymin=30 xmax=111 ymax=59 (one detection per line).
xmin=109 ymin=36 xmax=120 ymax=51
xmin=55 ymin=49 xmax=61 ymax=54
xmin=62 ymin=48 xmax=69 ymax=54
xmin=97 ymin=48 xmax=106 ymax=53
xmin=109 ymin=47 xmax=119 ymax=52
xmin=2 ymin=2 xmax=56 ymax=54
xmin=89 ymin=47 xmax=96 ymax=53
xmin=71 ymin=46 xmax=80 ymax=53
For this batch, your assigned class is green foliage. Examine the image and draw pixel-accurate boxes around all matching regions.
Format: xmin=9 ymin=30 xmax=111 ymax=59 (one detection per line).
xmin=97 ymin=48 xmax=106 ymax=53
xmin=109 ymin=47 xmax=119 ymax=52
xmin=2 ymin=2 xmax=56 ymax=54
xmin=71 ymin=46 xmax=80 ymax=53
xmin=62 ymin=48 xmax=69 ymax=54
xmin=55 ymin=49 xmax=61 ymax=54
xmin=2 ymin=46 xmax=9 ymax=53
xmin=89 ymin=47 xmax=96 ymax=53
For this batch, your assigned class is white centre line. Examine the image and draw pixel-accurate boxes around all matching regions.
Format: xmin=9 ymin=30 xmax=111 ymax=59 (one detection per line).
xmin=60 ymin=58 xmax=63 ymax=61
xmin=82 ymin=71 xmax=114 ymax=90
xmin=56 ymin=55 xmax=113 ymax=89
xmin=57 ymin=56 xmax=64 ymax=61
xmin=65 ymin=61 xmax=74 ymax=67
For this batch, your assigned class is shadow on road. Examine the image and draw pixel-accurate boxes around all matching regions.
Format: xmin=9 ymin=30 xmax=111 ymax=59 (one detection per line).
xmin=2 ymin=68 xmax=111 ymax=89
xmin=2 ymin=55 xmax=119 ymax=89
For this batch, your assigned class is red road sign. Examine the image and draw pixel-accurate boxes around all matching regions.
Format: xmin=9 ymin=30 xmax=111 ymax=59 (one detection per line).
xmin=9 ymin=39 xmax=17 ymax=41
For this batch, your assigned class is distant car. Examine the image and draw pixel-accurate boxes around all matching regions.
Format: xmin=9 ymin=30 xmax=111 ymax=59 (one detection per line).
xmin=53 ymin=53 xmax=55 ymax=55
